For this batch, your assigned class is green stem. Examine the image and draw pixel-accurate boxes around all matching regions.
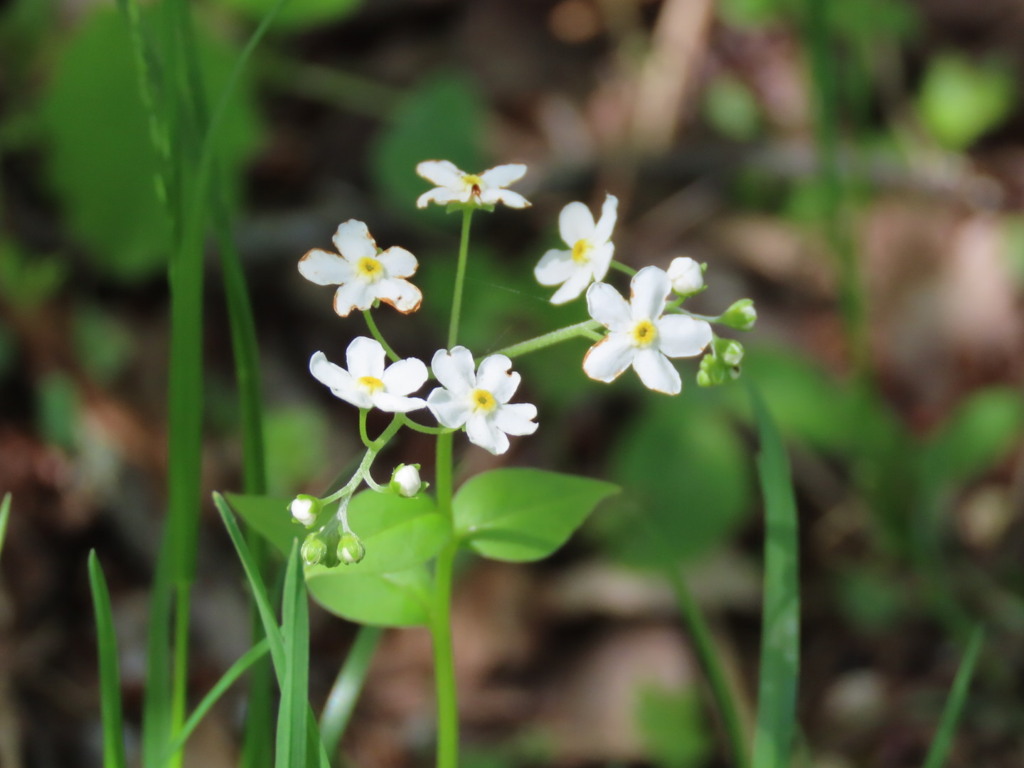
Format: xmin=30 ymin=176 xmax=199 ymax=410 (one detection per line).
xmin=432 ymin=430 xmax=457 ymax=768
xmin=432 ymin=542 xmax=459 ymax=768
xmin=358 ymin=409 xmax=372 ymax=447
xmin=608 ymin=260 xmax=637 ymax=276
xmin=493 ymin=320 xmax=602 ymax=359
xmin=447 ymin=208 xmax=474 ymax=348
xmin=665 ymin=567 xmax=751 ymax=768
xmin=169 ymin=587 xmax=191 ymax=768
xmin=322 ymin=416 xmax=404 ymax=504
xmin=363 ymin=310 xmax=400 ymax=362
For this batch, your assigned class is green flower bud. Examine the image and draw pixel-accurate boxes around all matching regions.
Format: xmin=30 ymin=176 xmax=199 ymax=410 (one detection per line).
xmin=719 ymin=299 xmax=757 ymax=331
xmin=337 ymin=532 xmax=366 ymax=566
xmin=301 ymin=533 xmax=328 ymax=567
xmin=713 ymin=338 xmax=744 ymax=368
xmin=289 ymin=494 xmax=322 ymax=527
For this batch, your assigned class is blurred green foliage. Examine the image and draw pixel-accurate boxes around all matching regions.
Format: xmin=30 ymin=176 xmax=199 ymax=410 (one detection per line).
xmin=636 ymin=685 xmax=712 ymax=767
xmin=262 ymin=404 xmax=330 ymax=495
xmin=917 ymin=53 xmax=1015 ymax=150
xmin=40 ymin=6 xmax=263 ymax=282
xmin=217 ymin=0 xmax=360 ymax=30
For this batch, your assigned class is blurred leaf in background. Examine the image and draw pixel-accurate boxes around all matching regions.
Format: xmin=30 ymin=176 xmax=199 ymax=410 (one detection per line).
xmin=636 ymin=685 xmax=712 ymax=768
xmin=917 ymin=53 xmax=1014 ymax=151
xmin=262 ymin=404 xmax=330 ymax=495
xmin=39 ymin=5 xmax=263 ymax=282
xmin=215 ymin=0 xmax=360 ymax=31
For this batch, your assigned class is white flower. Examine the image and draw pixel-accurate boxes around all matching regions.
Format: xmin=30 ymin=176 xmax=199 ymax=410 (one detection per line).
xmin=298 ymin=219 xmax=422 ymax=317
xmin=310 ymin=337 xmax=428 ymax=413
xmin=667 ymin=256 xmax=704 ymax=296
xmin=391 ymin=464 xmax=422 ymax=497
xmin=416 ymin=160 xmax=530 ymax=210
xmin=426 ymin=347 xmax=538 ymax=455
xmin=583 ymin=266 xmax=712 ymax=395
xmin=534 ymin=194 xmax=618 ymax=304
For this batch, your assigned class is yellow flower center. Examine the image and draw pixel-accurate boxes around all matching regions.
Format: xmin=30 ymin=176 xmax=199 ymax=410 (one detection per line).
xmin=463 ymin=173 xmax=483 ymax=197
xmin=630 ymin=320 xmax=658 ymax=348
xmin=470 ymin=388 xmax=497 ymax=413
xmin=356 ymin=256 xmax=383 ymax=281
xmin=357 ymin=376 xmax=384 ymax=393
xmin=571 ymin=239 xmax=592 ymax=264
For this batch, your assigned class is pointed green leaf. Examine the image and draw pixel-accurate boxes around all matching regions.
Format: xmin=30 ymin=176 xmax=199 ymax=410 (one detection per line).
xmin=306 ymin=566 xmax=433 ymax=627
xmin=225 ymin=491 xmax=449 ymax=574
xmin=88 ymin=552 xmax=128 ymax=768
xmin=453 ymin=468 xmax=618 ymax=562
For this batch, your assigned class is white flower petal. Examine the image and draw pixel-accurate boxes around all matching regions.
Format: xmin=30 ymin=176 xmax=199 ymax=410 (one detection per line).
xmin=534 ymin=249 xmax=576 ymax=287
xmin=667 ymin=256 xmax=703 ymax=295
xmin=586 ymin=282 xmax=632 ymax=331
xmin=346 ymin=337 xmax=385 ymax=379
xmin=432 ymin=347 xmax=476 ymax=394
xmin=592 ymin=194 xmax=619 ymax=244
xmin=298 ymin=249 xmax=353 ymax=286
xmin=549 ymin=268 xmax=593 ymax=305
xmin=558 ymin=201 xmax=596 ymax=245
xmin=416 ymin=189 xmax=455 ymax=208
xmin=427 ymin=387 xmax=470 ymax=428
xmin=416 ymin=160 xmax=465 ymax=188
xmin=476 ymin=355 xmax=519 ymax=403
xmin=466 ymin=413 xmax=509 ymax=455
xmin=372 ymin=392 xmax=426 ymax=413
xmin=332 ymin=281 xmax=374 ymax=317
xmin=309 ymin=351 xmax=347 ymax=390
xmin=375 ymin=277 xmax=423 ymax=314
xmin=582 ymin=332 xmax=635 ymax=383
xmin=589 ymin=243 xmax=615 ymax=283
xmin=332 ymin=220 xmax=377 ymax=261
xmin=480 ymin=188 xmax=530 ymax=208
xmin=479 ymin=163 xmax=527 ymax=188
xmin=494 ymin=403 xmax=538 ymax=436
xmin=656 ymin=315 xmax=712 ymax=358
xmin=629 ymin=266 xmax=670 ymax=321
xmin=632 ymin=349 xmax=681 ymax=395
xmin=377 ymin=246 xmax=419 ymax=279
xmin=381 ymin=358 xmax=428 ymax=396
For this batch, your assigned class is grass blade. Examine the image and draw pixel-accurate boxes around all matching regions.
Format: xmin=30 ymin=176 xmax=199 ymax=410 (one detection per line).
xmin=0 ymin=492 xmax=11 ymax=561
xmin=88 ymin=551 xmax=129 ymax=768
xmin=750 ymin=386 xmax=800 ymax=768
xmin=276 ymin=545 xmax=310 ymax=768
xmin=215 ymin=493 xmax=285 ymax=669
xmin=320 ymin=626 xmax=383 ymax=756
xmin=922 ymin=626 xmax=985 ymax=768
xmin=159 ymin=639 xmax=270 ymax=763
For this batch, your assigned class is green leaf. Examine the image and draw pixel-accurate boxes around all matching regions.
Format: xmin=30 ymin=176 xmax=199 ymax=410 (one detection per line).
xmin=605 ymin=392 xmax=752 ymax=567
xmin=0 ymin=493 xmax=11 ymax=562
xmin=306 ymin=566 xmax=433 ymax=627
xmin=88 ymin=552 xmax=129 ymax=768
xmin=262 ymin=405 xmax=330 ymax=495
xmin=453 ymin=468 xmax=618 ymax=562
xmin=40 ymin=6 xmax=262 ymax=281
xmin=750 ymin=387 xmax=800 ymax=768
xmin=226 ymin=491 xmax=448 ymax=574
xmin=635 ymin=685 xmax=712 ymax=768
xmin=215 ymin=0 xmax=361 ymax=31
xmin=372 ymin=72 xmax=485 ymax=216
xmin=277 ymin=545 xmax=309 ymax=768
xmin=918 ymin=53 xmax=1014 ymax=150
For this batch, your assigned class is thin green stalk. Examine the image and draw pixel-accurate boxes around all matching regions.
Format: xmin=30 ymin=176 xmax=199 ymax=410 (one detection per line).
xmin=0 ymin=493 xmax=11 ymax=561
xmin=493 ymin=320 xmax=601 ymax=359
xmin=363 ymin=310 xmax=399 ymax=362
xmin=169 ymin=588 xmax=191 ymax=768
xmin=432 ymin=542 xmax=460 ymax=768
xmin=922 ymin=626 xmax=985 ymax=768
xmin=447 ymin=208 xmax=474 ymax=348
xmin=320 ymin=626 xmax=384 ymax=756
xmin=664 ymin=567 xmax=750 ymax=768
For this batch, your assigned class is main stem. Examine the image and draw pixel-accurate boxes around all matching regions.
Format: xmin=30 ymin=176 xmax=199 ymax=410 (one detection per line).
xmin=447 ymin=208 xmax=474 ymax=348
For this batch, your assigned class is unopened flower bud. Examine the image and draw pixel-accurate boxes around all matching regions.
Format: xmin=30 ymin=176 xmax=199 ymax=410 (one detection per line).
xmin=289 ymin=494 xmax=321 ymax=527
xmin=301 ymin=532 xmax=328 ymax=566
xmin=337 ymin=532 xmax=366 ymax=565
xmin=714 ymin=338 xmax=744 ymax=367
xmin=667 ymin=256 xmax=704 ymax=296
xmin=719 ymin=299 xmax=757 ymax=331
xmin=697 ymin=352 xmax=729 ymax=387
xmin=391 ymin=464 xmax=423 ymax=497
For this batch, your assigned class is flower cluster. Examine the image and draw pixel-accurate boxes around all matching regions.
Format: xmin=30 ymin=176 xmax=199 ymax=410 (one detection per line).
xmin=292 ymin=159 xmax=754 ymax=566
